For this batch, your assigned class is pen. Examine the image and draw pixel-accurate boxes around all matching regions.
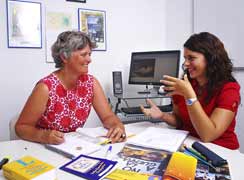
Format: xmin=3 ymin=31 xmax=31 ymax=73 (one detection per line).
xmin=184 ymin=150 xmax=216 ymax=170
xmin=105 ymin=145 xmax=112 ymax=158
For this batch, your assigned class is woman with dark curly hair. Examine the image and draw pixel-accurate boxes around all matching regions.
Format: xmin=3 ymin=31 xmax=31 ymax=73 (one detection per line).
xmin=142 ymin=32 xmax=240 ymax=149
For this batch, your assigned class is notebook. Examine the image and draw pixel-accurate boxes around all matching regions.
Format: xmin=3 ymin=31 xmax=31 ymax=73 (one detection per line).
xmin=45 ymin=132 xmax=101 ymax=159
xmin=127 ymin=127 xmax=189 ymax=152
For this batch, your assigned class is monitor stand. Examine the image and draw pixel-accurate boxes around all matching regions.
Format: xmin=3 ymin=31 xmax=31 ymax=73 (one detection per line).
xmin=137 ymin=85 xmax=151 ymax=94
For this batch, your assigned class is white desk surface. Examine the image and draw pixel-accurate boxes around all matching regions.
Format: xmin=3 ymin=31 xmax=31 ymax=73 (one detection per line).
xmin=1 ymin=122 xmax=244 ymax=180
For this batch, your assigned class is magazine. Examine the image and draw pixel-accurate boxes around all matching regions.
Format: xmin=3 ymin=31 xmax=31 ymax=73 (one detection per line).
xmin=106 ymin=144 xmax=172 ymax=180
xmin=195 ymin=162 xmax=231 ymax=180
xmin=60 ymin=154 xmax=117 ymax=180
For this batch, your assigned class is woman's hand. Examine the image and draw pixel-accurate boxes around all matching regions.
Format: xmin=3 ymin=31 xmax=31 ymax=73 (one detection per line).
xmin=106 ymin=126 xmax=126 ymax=143
xmin=42 ymin=130 xmax=65 ymax=145
xmin=140 ymin=99 xmax=165 ymax=119
xmin=160 ymin=74 xmax=196 ymax=99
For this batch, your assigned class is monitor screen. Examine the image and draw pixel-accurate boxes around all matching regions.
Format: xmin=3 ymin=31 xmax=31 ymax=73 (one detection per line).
xmin=128 ymin=50 xmax=180 ymax=86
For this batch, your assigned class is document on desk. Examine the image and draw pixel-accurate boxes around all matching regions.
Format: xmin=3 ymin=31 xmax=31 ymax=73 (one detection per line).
xmin=76 ymin=127 xmax=108 ymax=139
xmin=45 ymin=132 xmax=101 ymax=159
xmin=76 ymin=127 xmax=134 ymax=144
xmin=127 ymin=127 xmax=189 ymax=152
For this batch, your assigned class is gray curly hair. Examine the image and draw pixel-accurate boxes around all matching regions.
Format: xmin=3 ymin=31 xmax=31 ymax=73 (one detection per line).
xmin=51 ymin=31 xmax=96 ymax=68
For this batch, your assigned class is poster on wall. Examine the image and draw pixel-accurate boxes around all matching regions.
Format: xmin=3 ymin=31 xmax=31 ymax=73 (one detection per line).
xmin=45 ymin=11 xmax=74 ymax=63
xmin=6 ymin=0 xmax=42 ymax=48
xmin=78 ymin=8 xmax=106 ymax=51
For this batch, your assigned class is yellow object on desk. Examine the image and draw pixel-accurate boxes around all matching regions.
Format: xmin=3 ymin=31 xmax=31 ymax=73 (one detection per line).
xmin=3 ymin=155 xmax=56 ymax=180
xmin=99 ymin=139 xmax=112 ymax=145
xmin=98 ymin=134 xmax=136 ymax=145
xmin=163 ymin=152 xmax=197 ymax=180
xmin=106 ymin=169 xmax=161 ymax=180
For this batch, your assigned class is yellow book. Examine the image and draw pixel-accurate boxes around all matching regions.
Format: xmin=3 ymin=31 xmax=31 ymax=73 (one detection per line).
xmin=163 ymin=152 xmax=197 ymax=180
xmin=106 ymin=169 xmax=161 ymax=180
xmin=3 ymin=156 xmax=56 ymax=180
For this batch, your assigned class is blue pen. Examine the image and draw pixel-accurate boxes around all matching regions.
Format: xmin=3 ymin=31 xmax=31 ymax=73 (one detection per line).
xmin=105 ymin=145 xmax=112 ymax=158
xmin=184 ymin=149 xmax=216 ymax=170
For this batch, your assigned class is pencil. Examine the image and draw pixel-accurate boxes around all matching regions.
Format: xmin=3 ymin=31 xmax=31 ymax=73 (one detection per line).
xmin=99 ymin=139 xmax=112 ymax=145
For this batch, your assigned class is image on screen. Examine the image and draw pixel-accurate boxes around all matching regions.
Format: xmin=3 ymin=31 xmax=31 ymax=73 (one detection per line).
xmin=130 ymin=58 xmax=155 ymax=78
xmin=128 ymin=50 xmax=180 ymax=86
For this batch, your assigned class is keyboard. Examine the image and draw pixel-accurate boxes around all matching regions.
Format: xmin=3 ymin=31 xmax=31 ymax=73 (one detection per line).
xmin=118 ymin=114 xmax=162 ymax=124
xmin=121 ymin=104 xmax=172 ymax=114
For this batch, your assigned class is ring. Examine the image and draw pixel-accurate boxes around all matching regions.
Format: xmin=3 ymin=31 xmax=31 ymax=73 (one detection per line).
xmin=121 ymin=133 xmax=126 ymax=139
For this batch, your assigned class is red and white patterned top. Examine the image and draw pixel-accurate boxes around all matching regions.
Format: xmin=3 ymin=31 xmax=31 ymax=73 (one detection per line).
xmin=36 ymin=73 xmax=94 ymax=132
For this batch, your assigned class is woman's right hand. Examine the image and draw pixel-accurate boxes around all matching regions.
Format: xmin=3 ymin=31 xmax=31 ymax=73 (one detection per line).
xmin=42 ymin=130 xmax=65 ymax=145
xmin=140 ymin=99 xmax=164 ymax=119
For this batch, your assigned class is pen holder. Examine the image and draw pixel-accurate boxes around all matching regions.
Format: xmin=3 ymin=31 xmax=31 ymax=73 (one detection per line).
xmin=192 ymin=141 xmax=227 ymax=167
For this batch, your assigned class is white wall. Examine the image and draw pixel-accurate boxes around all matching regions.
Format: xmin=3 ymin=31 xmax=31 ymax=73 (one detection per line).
xmin=193 ymin=0 xmax=244 ymax=153
xmin=0 ymin=0 xmax=173 ymax=141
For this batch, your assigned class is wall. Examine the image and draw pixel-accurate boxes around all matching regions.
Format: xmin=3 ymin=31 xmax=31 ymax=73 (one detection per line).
xmin=193 ymin=0 xmax=244 ymax=152
xmin=0 ymin=0 xmax=170 ymax=140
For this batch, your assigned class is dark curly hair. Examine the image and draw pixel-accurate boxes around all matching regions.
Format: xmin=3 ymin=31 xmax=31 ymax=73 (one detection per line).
xmin=184 ymin=32 xmax=236 ymax=103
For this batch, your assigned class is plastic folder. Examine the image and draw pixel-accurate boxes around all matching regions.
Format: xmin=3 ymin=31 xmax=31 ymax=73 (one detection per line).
xmin=192 ymin=141 xmax=227 ymax=167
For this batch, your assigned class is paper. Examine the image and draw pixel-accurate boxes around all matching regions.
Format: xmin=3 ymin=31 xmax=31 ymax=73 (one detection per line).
xmin=45 ymin=132 xmax=101 ymax=158
xmin=127 ymin=127 xmax=189 ymax=152
xmin=76 ymin=127 xmax=135 ymax=144
xmin=76 ymin=127 xmax=108 ymax=138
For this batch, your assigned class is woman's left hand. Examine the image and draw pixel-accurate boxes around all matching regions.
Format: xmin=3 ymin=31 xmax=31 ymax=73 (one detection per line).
xmin=106 ymin=126 xmax=126 ymax=143
xmin=160 ymin=74 xmax=196 ymax=98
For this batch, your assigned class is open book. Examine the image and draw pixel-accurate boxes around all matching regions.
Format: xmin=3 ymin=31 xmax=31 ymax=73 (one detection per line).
xmin=127 ymin=127 xmax=189 ymax=152
xmin=76 ymin=127 xmax=135 ymax=144
xmin=45 ymin=126 xmax=134 ymax=158
xmin=76 ymin=127 xmax=109 ymax=144
xmin=45 ymin=132 xmax=101 ymax=159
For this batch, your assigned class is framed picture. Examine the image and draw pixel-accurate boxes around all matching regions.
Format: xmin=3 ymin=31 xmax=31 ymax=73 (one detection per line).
xmin=78 ymin=8 xmax=106 ymax=51
xmin=45 ymin=10 xmax=74 ymax=63
xmin=6 ymin=0 xmax=42 ymax=48
xmin=66 ymin=0 xmax=86 ymax=2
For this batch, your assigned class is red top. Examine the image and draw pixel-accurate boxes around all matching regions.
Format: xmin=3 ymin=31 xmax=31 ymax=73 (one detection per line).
xmin=36 ymin=73 xmax=94 ymax=132
xmin=173 ymin=80 xmax=240 ymax=150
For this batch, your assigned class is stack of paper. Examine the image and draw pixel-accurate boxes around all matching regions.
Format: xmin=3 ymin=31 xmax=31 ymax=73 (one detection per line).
xmin=127 ymin=127 xmax=189 ymax=152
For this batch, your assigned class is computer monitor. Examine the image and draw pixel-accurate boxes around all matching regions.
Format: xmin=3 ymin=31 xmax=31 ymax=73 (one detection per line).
xmin=128 ymin=50 xmax=180 ymax=93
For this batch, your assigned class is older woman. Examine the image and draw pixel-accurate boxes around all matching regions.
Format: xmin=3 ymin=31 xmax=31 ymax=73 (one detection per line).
xmin=16 ymin=31 xmax=125 ymax=144
xmin=142 ymin=32 xmax=240 ymax=150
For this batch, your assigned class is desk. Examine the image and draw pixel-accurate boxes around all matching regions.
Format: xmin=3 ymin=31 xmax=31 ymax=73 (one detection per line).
xmin=1 ymin=122 xmax=244 ymax=180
